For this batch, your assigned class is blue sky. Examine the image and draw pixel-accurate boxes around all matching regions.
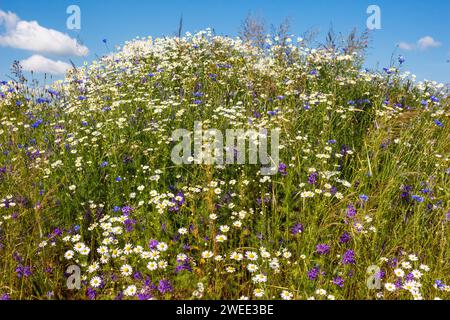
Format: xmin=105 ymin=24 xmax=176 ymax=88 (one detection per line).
xmin=0 ymin=0 xmax=449 ymax=84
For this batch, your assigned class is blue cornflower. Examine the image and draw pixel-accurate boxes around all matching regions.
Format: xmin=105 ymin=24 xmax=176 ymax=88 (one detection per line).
xmin=434 ymin=119 xmax=444 ymax=127
xmin=398 ymin=55 xmax=405 ymax=64
xmin=430 ymin=96 xmax=439 ymax=103
xmin=36 ymin=97 xmax=49 ymax=104
xmin=31 ymin=119 xmax=43 ymax=129
xmin=359 ymin=194 xmax=369 ymax=202
xmin=435 ymin=280 xmax=446 ymax=290
xmin=411 ymin=195 xmax=424 ymax=203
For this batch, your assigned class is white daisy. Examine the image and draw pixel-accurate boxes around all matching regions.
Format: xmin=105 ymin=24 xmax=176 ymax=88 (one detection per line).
xmin=245 ymin=251 xmax=258 ymax=261
xmin=147 ymin=261 xmax=158 ymax=271
xmin=120 ymin=264 xmax=133 ymax=276
xmin=124 ymin=285 xmax=137 ymax=297
xmin=408 ymin=254 xmax=418 ymax=261
xmin=202 ymin=251 xmax=213 ymax=259
xmin=80 ymin=247 xmax=91 ymax=256
xmin=90 ymin=276 xmax=102 ymax=288
xmin=253 ymin=288 xmax=265 ymax=298
xmin=247 ymin=264 xmax=259 ymax=273
xmin=280 ymin=290 xmax=293 ymax=300
xmin=385 ymin=283 xmax=396 ymax=292
xmin=394 ymin=268 xmax=405 ymax=277
xmin=64 ymin=250 xmax=74 ymax=260
xmin=215 ymin=234 xmax=227 ymax=242
xmin=157 ymin=242 xmax=168 ymax=252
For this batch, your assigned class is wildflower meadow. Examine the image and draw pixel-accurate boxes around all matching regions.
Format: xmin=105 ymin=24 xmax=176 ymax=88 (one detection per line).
xmin=0 ymin=27 xmax=449 ymax=301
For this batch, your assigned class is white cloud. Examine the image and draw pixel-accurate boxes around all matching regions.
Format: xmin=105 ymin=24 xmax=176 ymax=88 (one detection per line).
xmin=21 ymin=55 xmax=71 ymax=75
xmin=398 ymin=42 xmax=415 ymax=51
xmin=417 ymin=36 xmax=441 ymax=50
xmin=398 ymin=36 xmax=442 ymax=51
xmin=0 ymin=10 xmax=88 ymax=56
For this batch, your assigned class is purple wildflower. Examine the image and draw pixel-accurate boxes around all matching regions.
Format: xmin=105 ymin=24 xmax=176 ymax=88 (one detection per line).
xmin=1 ymin=293 xmax=10 ymax=300
xmin=333 ymin=276 xmax=345 ymax=288
xmin=316 ymin=244 xmax=330 ymax=255
xmin=124 ymin=218 xmax=136 ymax=232
xmin=339 ymin=232 xmax=351 ymax=243
xmin=15 ymin=265 xmax=32 ymax=278
xmin=278 ymin=163 xmax=287 ymax=176
xmin=86 ymin=287 xmax=97 ymax=300
xmin=308 ymin=172 xmax=318 ymax=185
xmin=405 ymin=273 xmax=415 ymax=281
xmin=307 ymin=267 xmax=320 ymax=280
xmin=347 ymin=204 xmax=357 ymax=218
xmin=175 ymin=260 xmax=193 ymax=273
xmin=138 ymin=293 xmax=153 ymax=300
xmin=149 ymin=239 xmax=159 ymax=250
xmin=121 ymin=206 xmax=133 ymax=215
xmin=158 ymin=279 xmax=173 ymax=294
xmin=342 ymin=250 xmax=356 ymax=265
xmin=291 ymin=223 xmax=304 ymax=235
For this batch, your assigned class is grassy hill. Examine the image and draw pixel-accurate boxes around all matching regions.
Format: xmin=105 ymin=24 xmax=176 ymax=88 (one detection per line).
xmin=0 ymin=30 xmax=449 ymax=300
